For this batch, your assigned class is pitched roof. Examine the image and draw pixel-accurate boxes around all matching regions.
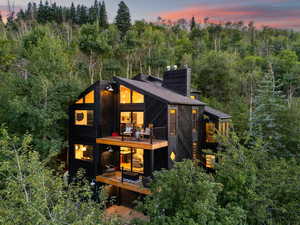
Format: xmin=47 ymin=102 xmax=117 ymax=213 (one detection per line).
xmin=114 ymin=76 xmax=205 ymax=106
xmin=204 ymin=106 xmax=231 ymax=119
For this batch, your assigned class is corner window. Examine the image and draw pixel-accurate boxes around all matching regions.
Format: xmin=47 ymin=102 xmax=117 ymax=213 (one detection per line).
xmin=169 ymin=109 xmax=176 ymax=136
xmin=75 ymin=144 xmax=93 ymax=161
xmin=75 ymin=110 xmax=94 ymax=126
xmin=120 ymin=147 xmax=144 ymax=174
xmin=120 ymin=85 xmax=144 ymax=104
xmin=219 ymin=121 xmax=230 ymax=136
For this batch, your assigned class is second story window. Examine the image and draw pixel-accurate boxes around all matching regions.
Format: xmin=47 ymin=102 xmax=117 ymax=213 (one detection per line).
xmin=120 ymin=85 xmax=144 ymax=104
xmin=169 ymin=109 xmax=176 ymax=136
xmin=75 ymin=110 xmax=94 ymax=126
xmin=75 ymin=90 xmax=95 ymax=104
xmin=192 ymin=109 xmax=198 ymax=132
xmin=205 ymin=122 xmax=216 ymax=143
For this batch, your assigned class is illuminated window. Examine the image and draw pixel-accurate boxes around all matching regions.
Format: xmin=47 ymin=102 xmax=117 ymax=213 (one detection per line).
xmin=85 ymin=91 xmax=94 ymax=104
xmin=76 ymin=98 xmax=83 ymax=104
xmin=132 ymin=91 xmax=144 ymax=103
xmin=192 ymin=142 xmax=198 ymax=160
xmin=75 ymin=110 xmax=94 ymax=126
xmin=219 ymin=121 xmax=230 ymax=136
xmin=120 ymin=85 xmax=144 ymax=104
xmin=206 ymin=154 xmax=215 ymax=168
xmin=120 ymin=85 xmax=131 ymax=104
xmin=205 ymin=122 xmax=216 ymax=143
xmin=120 ymin=147 xmax=132 ymax=172
xmin=192 ymin=109 xmax=198 ymax=131
xmin=120 ymin=112 xmax=132 ymax=124
xmin=120 ymin=147 xmax=144 ymax=174
xmin=169 ymin=109 xmax=176 ymax=136
xmin=190 ymin=95 xmax=196 ymax=100
xmin=120 ymin=112 xmax=144 ymax=128
xmin=132 ymin=148 xmax=144 ymax=173
xmin=132 ymin=112 xmax=144 ymax=128
xmin=75 ymin=144 xmax=93 ymax=161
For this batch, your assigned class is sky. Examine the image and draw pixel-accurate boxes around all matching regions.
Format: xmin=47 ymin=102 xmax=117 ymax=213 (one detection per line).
xmin=0 ymin=0 xmax=300 ymax=30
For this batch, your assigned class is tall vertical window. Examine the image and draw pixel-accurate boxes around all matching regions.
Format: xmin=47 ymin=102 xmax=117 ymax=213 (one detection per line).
xmin=120 ymin=147 xmax=144 ymax=174
xmin=75 ymin=144 xmax=93 ymax=161
xmin=206 ymin=154 xmax=215 ymax=168
xmin=120 ymin=85 xmax=131 ymax=104
xmin=219 ymin=121 xmax=230 ymax=136
xmin=120 ymin=85 xmax=144 ymax=104
xmin=192 ymin=109 xmax=198 ymax=131
xmin=75 ymin=110 xmax=94 ymax=126
xmin=169 ymin=109 xmax=176 ymax=136
xmin=205 ymin=122 xmax=216 ymax=143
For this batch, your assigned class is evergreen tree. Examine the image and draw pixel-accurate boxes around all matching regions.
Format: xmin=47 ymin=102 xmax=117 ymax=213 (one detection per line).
xmin=70 ymin=2 xmax=76 ymax=24
xmin=88 ymin=0 xmax=99 ymax=24
xmin=250 ymin=64 xmax=285 ymax=152
xmin=190 ymin=16 xmax=196 ymax=30
xmin=115 ymin=1 xmax=131 ymax=37
xmin=99 ymin=1 xmax=108 ymax=29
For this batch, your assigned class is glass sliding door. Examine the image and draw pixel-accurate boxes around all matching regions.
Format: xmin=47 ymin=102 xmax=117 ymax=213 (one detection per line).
xmin=119 ymin=147 xmax=144 ymax=174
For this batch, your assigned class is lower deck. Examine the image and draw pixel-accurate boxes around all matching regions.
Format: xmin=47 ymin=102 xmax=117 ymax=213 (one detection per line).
xmin=96 ymin=171 xmax=151 ymax=195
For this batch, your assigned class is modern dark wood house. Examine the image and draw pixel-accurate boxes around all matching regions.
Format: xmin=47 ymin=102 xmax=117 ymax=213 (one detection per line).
xmin=68 ymin=68 xmax=231 ymax=195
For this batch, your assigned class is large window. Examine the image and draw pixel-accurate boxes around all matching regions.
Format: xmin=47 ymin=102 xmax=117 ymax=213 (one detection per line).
xmin=120 ymin=111 xmax=144 ymax=128
xmin=169 ymin=109 xmax=176 ymax=136
xmin=75 ymin=110 xmax=94 ymax=126
xmin=76 ymin=90 xmax=95 ymax=104
xmin=75 ymin=144 xmax=93 ymax=161
xmin=205 ymin=122 xmax=216 ymax=143
xmin=120 ymin=85 xmax=144 ymax=104
xmin=120 ymin=147 xmax=144 ymax=174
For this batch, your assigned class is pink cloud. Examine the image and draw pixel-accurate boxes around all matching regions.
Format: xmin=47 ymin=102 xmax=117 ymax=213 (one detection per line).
xmin=158 ymin=4 xmax=300 ymax=30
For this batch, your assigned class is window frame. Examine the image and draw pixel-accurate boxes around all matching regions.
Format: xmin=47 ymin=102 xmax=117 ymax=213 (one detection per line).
xmin=168 ymin=108 xmax=177 ymax=136
xmin=74 ymin=144 xmax=94 ymax=162
xmin=119 ymin=85 xmax=144 ymax=105
xmin=75 ymin=110 xmax=94 ymax=127
xmin=120 ymin=147 xmax=144 ymax=174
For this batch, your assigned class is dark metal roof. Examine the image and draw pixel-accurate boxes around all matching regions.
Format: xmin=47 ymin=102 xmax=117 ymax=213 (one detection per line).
xmin=204 ymin=106 xmax=231 ymax=119
xmin=114 ymin=76 xmax=205 ymax=106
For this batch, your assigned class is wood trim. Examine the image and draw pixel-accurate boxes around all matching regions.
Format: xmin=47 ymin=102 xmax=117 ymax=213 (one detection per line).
xmin=96 ymin=136 xmax=168 ymax=150
xmin=96 ymin=172 xmax=151 ymax=195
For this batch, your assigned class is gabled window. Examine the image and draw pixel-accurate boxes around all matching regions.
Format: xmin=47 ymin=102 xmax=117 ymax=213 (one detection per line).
xmin=75 ymin=90 xmax=95 ymax=104
xmin=120 ymin=85 xmax=144 ymax=104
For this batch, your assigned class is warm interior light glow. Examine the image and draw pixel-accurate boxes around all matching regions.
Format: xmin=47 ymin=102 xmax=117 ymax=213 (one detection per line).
xmin=169 ymin=109 xmax=176 ymax=136
xmin=190 ymin=95 xmax=196 ymax=100
xmin=85 ymin=91 xmax=95 ymax=104
xmin=75 ymin=144 xmax=93 ymax=161
xmin=120 ymin=147 xmax=144 ymax=174
xmin=132 ymin=91 xmax=144 ymax=103
xmin=76 ymin=98 xmax=83 ymax=104
xmin=206 ymin=154 xmax=215 ymax=168
xmin=132 ymin=112 xmax=144 ymax=128
xmin=206 ymin=122 xmax=216 ymax=143
xmin=120 ymin=85 xmax=131 ymax=104
xmin=121 ymin=112 xmax=131 ymax=124
xmin=120 ymin=147 xmax=132 ymax=171
xmin=75 ymin=110 xmax=94 ymax=126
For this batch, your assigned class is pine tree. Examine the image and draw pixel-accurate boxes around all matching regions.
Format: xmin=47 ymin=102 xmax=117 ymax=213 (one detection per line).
xmin=88 ymin=0 xmax=98 ymax=23
xmin=190 ymin=16 xmax=196 ymax=30
xmin=250 ymin=64 xmax=285 ymax=151
xmin=115 ymin=1 xmax=131 ymax=37
xmin=70 ymin=2 xmax=76 ymax=24
xmin=99 ymin=1 xmax=108 ymax=29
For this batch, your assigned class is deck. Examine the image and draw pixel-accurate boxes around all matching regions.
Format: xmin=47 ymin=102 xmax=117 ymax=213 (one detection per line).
xmin=96 ymin=136 xmax=168 ymax=150
xmin=96 ymin=171 xmax=151 ymax=195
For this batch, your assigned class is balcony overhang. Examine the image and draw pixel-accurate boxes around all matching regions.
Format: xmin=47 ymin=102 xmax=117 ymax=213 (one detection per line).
xmin=96 ymin=136 xmax=168 ymax=150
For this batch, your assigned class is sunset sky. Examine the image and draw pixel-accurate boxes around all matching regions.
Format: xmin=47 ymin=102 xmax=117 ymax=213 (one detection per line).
xmin=0 ymin=0 xmax=300 ymax=30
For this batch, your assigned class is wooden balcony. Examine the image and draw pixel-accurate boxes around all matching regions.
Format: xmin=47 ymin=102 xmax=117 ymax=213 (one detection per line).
xmin=96 ymin=171 xmax=151 ymax=195
xmin=96 ymin=136 xmax=168 ymax=150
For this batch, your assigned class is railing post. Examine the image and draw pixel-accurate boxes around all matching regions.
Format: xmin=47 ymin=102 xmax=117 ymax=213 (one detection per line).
xmin=121 ymin=167 xmax=124 ymax=183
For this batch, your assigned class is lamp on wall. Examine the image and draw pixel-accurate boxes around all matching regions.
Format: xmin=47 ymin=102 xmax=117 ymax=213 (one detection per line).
xmin=106 ymin=84 xmax=114 ymax=92
xmin=106 ymin=146 xmax=114 ymax=153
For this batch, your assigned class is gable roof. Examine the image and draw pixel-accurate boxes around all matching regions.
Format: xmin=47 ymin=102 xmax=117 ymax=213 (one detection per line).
xmin=114 ymin=76 xmax=205 ymax=106
xmin=204 ymin=106 xmax=231 ymax=119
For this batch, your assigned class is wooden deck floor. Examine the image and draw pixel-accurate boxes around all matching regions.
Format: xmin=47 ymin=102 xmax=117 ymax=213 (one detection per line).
xmin=96 ymin=171 xmax=151 ymax=195
xmin=96 ymin=136 xmax=168 ymax=150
